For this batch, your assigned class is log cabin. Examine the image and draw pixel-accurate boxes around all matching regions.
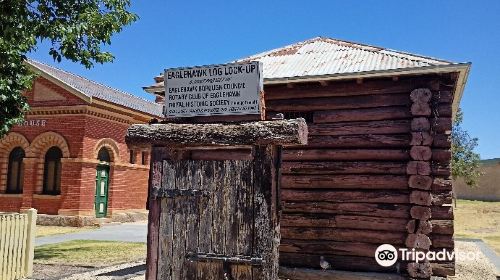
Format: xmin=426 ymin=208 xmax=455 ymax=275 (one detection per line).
xmin=143 ymin=37 xmax=470 ymax=279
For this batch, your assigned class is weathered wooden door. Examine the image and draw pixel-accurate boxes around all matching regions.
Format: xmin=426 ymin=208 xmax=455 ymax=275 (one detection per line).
xmin=151 ymin=146 xmax=279 ymax=280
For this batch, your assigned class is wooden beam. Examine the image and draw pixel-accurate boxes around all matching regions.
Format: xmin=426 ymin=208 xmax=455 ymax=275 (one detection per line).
xmin=126 ymin=119 xmax=308 ymax=146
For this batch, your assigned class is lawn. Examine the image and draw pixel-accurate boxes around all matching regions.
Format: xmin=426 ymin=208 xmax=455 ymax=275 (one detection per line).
xmin=454 ymin=199 xmax=500 ymax=254
xmin=34 ymin=240 xmax=147 ymax=267
xmin=36 ymin=225 xmax=97 ymax=237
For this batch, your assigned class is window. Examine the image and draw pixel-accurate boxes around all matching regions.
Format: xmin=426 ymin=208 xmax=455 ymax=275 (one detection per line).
xmin=141 ymin=151 xmax=148 ymax=165
xmin=6 ymin=147 xmax=25 ymax=194
xmin=43 ymin=146 xmax=62 ymax=195
xmin=129 ymin=150 xmax=136 ymax=164
xmin=97 ymin=147 xmax=111 ymax=162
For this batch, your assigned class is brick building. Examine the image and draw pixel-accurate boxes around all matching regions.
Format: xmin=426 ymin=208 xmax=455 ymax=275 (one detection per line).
xmin=0 ymin=60 xmax=162 ymax=218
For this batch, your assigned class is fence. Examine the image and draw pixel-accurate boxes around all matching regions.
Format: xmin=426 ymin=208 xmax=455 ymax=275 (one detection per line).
xmin=0 ymin=209 xmax=37 ymax=280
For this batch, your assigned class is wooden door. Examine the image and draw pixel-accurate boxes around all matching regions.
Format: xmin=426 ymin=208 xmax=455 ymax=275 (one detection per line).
xmin=95 ymin=165 xmax=109 ymax=218
xmin=151 ymin=146 xmax=279 ymax=280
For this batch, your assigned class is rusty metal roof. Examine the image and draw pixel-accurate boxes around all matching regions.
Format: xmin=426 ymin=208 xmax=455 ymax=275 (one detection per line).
xmin=236 ymin=37 xmax=454 ymax=80
xmin=28 ymin=60 xmax=163 ymax=117
xmin=144 ymin=36 xmax=467 ymax=94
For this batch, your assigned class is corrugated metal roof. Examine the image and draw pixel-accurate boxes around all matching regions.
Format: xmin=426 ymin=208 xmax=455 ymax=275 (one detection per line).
xmin=236 ymin=37 xmax=453 ymax=79
xmin=144 ymin=36 xmax=462 ymax=93
xmin=28 ymin=59 xmax=163 ymax=117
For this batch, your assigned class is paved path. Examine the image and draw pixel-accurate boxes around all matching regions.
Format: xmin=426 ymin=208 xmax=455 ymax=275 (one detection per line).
xmin=35 ymin=223 xmax=147 ymax=246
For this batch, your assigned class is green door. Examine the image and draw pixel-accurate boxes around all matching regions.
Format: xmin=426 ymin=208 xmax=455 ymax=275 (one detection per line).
xmin=95 ymin=165 xmax=109 ymax=218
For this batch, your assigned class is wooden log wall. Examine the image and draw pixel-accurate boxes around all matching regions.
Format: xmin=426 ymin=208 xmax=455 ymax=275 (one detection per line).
xmin=263 ymin=75 xmax=456 ymax=278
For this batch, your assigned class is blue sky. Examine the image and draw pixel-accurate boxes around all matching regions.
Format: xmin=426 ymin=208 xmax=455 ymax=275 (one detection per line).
xmin=30 ymin=0 xmax=500 ymax=159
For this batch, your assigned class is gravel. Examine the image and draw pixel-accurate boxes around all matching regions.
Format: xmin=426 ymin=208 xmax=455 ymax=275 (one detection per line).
xmin=29 ymin=241 xmax=498 ymax=280
xmin=31 ymin=264 xmax=94 ymax=280
xmin=453 ymin=241 xmax=499 ymax=280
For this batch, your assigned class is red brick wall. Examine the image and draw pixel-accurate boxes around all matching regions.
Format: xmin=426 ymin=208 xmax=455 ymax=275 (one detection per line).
xmin=0 ymin=196 xmax=22 ymax=212
xmin=0 ymin=76 xmax=151 ymax=216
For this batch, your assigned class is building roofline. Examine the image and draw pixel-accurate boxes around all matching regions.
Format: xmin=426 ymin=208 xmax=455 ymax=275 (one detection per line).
xmin=26 ymin=60 xmax=163 ymax=118
xmin=242 ymin=36 xmax=455 ymax=65
xmin=264 ymin=63 xmax=471 ymax=118
xmin=144 ymin=62 xmax=471 ymax=118
xmin=27 ymin=61 xmax=93 ymax=103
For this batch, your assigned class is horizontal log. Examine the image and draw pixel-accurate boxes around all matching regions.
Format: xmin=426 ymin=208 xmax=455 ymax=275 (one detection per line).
xmin=435 ymin=91 xmax=453 ymax=104
xmin=407 ymin=262 xmax=432 ymax=278
xmin=190 ymin=149 xmax=253 ymax=160
xmin=433 ymin=134 xmax=451 ymax=148
xmin=410 ymin=88 xmax=432 ymax=103
xmin=407 ymin=162 xmax=431 ymax=176
xmin=308 ymin=120 xmax=410 ymax=136
xmin=280 ymin=239 xmax=379 ymax=257
xmin=433 ymin=118 xmax=453 ymax=133
xmin=436 ymin=104 xmax=452 ymax=118
xmin=432 ymin=178 xmax=452 ymax=191
xmin=282 ymin=161 xmax=407 ymax=175
xmin=267 ymin=93 xmax=410 ymax=112
xmin=408 ymin=175 xmax=432 ymax=190
xmin=282 ymin=149 xmax=410 ymax=161
xmin=430 ymin=220 xmax=454 ymax=235
xmin=406 ymin=219 xmax=432 ymax=234
xmin=410 ymin=146 xmax=432 ymax=161
xmin=432 ymin=163 xmax=451 ymax=177
xmin=410 ymin=190 xmax=432 ymax=206
xmin=125 ymin=118 xmax=308 ymax=146
xmin=432 ymin=191 xmax=453 ymax=206
xmin=431 ymin=206 xmax=453 ymax=220
xmin=281 ymin=175 xmax=408 ymax=189
xmin=280 ymin=253 xmax=398 ymax=273
xmin=411 ymin=102 xmax=431 ymax=116
xmin=335 ymin=215 xmax=408 ymax=232
xmin=430 ymin=234 xmax=454 ymax=248
xmin=301 ymin=134 xmax=410 ymax=148
xmin=313 ymin=106 xmax=411 ymax=123
xmin=280 ymin=214 xmax=408 ymax=232
xmin=410 ymin=132 xmax=433 ymax=146
xmin=279 ymin=266 xmax=406 ymax=280
xmin=282 ymin=202 xmax=410 ymax=218
xmin=411 ymin=117 xmax=430 ymax=132
xmin=265 ymin=77 xmax=438 ymax=100
xmin=410 ymin=206 xmax=432 ymax=220
xmin=432 ymin=149 xmax=452 ymax=162
xmin=430 ymin=262 xmax=455 ymax=277
xmin=282 ymin=190 xmax=409 ymax=203
xmin=406 ymin=233 xmax=432 ymax=250
xmin=281 ymin=227 xmax=406 ymax=244
xmin=281 ymin=214 xmax=336 ymax=228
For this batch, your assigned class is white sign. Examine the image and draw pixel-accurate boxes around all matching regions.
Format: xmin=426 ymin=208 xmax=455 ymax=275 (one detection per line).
xmin=164 ymin=61 xmax=263 ymax=118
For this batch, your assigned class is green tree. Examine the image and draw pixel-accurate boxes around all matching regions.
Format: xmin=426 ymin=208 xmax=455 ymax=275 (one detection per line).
xmin=0 ymin=0 xmax=137 ymax=136
xmin=451 ymin=108 xmax=482 ymax=187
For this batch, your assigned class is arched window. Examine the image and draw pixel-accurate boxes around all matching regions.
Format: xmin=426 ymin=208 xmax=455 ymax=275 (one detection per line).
xmin=43 ymin=146 xmax=62 ymax=195
xmin=6 ymin=147 xmax=25 ymax=193
xmin=97 ymin=147 xmax=111 ymax=162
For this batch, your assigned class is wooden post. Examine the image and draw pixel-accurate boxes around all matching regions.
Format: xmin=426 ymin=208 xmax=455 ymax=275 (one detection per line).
xmin=127 ymin=119 xmax=307 ymax=280
xmin=24 ymin=208 xmax=37 ymax=277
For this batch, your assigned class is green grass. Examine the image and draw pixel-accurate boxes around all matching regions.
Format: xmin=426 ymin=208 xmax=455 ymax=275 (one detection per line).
xmin=34 ymin=240 xmax=147 ymax=267
xmin=454 ymin=199 xmax=500 ymax=254
xmin=36 ymin=226 xmax=97 ymax=237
